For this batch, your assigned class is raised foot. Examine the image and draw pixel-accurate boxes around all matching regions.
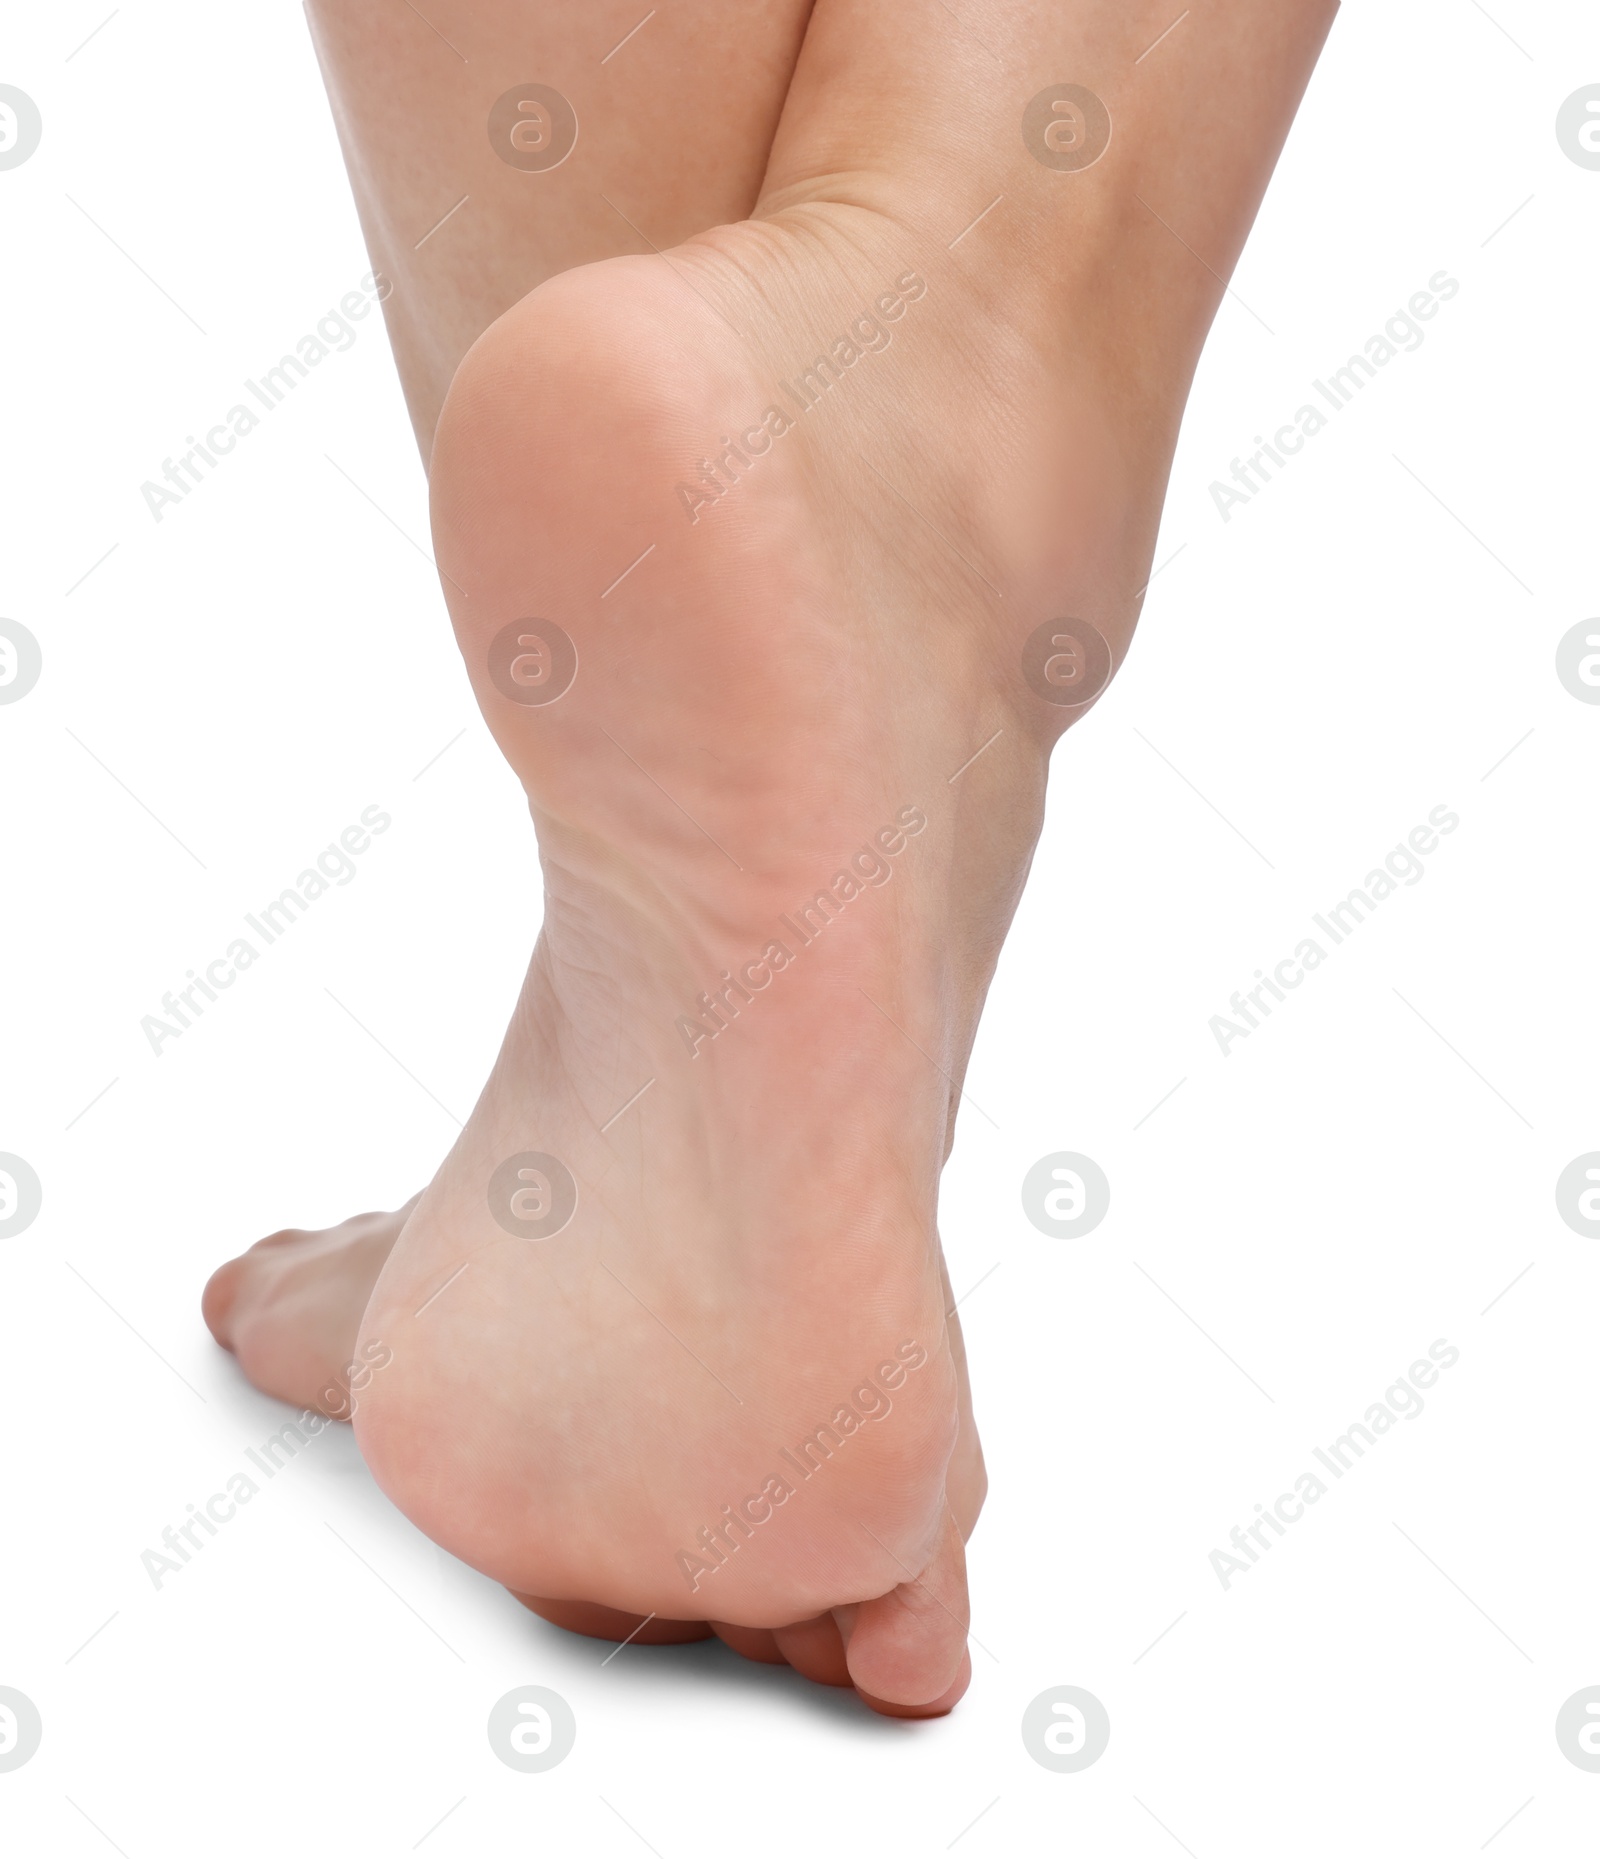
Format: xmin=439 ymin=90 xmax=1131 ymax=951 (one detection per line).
xmin=207 ymin=192 xmax=1150 ymax=1715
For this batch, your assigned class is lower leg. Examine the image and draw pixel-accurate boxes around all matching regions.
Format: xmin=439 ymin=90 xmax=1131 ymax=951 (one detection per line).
xmin=303 ymin=0 xmax=814 ymax=453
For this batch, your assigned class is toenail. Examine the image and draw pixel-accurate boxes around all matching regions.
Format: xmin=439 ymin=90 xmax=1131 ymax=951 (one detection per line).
xmin=487 ymin=620 xmax=579 ymax=706
xmin=487 ymin=1151 xmax=579 ymax=1239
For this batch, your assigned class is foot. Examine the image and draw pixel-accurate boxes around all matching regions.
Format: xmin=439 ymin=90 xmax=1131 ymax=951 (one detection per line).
xmin=336 ymin=171 xmax=1171 ymax=1715
xmin=203 ymin=1191 xmax=984 ymax=1713
xmin=205 ymin=0 xmax=1334 ymax=1721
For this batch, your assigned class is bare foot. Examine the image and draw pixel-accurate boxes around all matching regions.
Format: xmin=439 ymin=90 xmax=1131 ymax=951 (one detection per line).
xmin=329 ymin=166 xmax=1158 ymax=1714
xmin=207 ymin=0 xmax=1335 ymax=1718
xmin=204 ymin=1190 xmax=984 ymax=1714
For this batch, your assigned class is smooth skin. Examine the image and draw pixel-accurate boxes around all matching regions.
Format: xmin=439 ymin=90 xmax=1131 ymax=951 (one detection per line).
xmin=205 ymin=0 xmax=1338 ymax=1714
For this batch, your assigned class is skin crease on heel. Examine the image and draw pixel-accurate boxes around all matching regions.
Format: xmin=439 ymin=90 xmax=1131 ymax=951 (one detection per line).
xmin=206 ymin=0 xmax=1338 ymax=1721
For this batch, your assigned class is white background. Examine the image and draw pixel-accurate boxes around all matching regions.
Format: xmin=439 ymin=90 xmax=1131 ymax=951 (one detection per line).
xmin=3 ymin=1 xmax=1598 ymax=1853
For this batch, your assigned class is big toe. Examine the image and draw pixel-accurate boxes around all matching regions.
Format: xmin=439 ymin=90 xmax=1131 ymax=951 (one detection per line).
xmin=837 ymin=1505 xmax=971 ymax=1714
xmin=201 ymin=1254 xmax=247 ymax=1349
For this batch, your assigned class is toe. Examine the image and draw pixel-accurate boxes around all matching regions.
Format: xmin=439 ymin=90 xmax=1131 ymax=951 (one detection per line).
xmin=509 ymin=1592 xmax=714 ymax=1645
xmin=200 ymin=1256 xmax=246 ymax=1349
xmin=836 ymin=1504 xmax=971 ymax=1709
xmin=709 ymin=1622 xmax=788 ymax=1665
xmin=772 ymin=1615 xmax=853 ymax=1687
xmin=856 ymin=1649 xmax=972 ymax=1718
